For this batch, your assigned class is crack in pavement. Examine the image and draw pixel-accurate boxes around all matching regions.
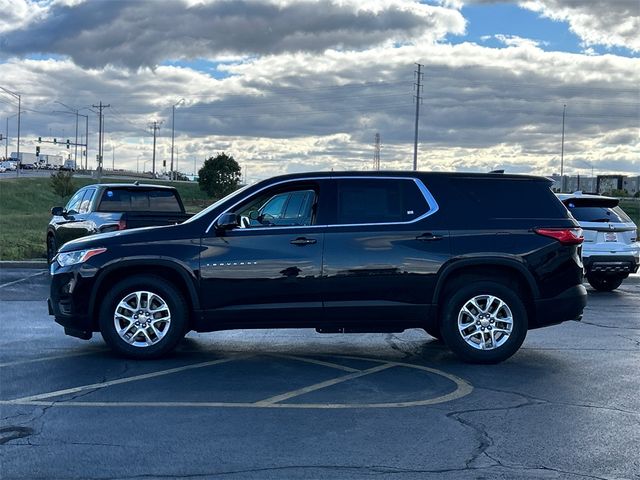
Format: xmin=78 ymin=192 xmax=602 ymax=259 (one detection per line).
xmin=579 ymin=320 xmax=640 ymax=331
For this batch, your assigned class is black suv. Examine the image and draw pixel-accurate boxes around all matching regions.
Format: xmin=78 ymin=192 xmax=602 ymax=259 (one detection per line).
xmin=49 ymin=172 xmax=587 ymax=363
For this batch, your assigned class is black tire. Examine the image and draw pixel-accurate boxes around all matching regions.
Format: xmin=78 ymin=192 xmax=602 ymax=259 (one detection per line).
xmin=587 ymin=275 xmax=624 ymax=292
xmin=46 ymin=234 xmax=57 ymax=263
xmin=440 ymin=281 xmax=528 ymax=364
xmin=99 ymin=275 xmax=188 ymax=359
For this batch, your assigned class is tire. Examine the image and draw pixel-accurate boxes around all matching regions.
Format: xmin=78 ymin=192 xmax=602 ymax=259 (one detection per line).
xmin=440 ymin=281 xmax=528 ymax=364
xmin=587 ymin=275 xmax=624 ymax=292
xmin=46 ymin=235 xmax=57 ymax=263
xmin=99 ymin=275 xmax=188 ymax=359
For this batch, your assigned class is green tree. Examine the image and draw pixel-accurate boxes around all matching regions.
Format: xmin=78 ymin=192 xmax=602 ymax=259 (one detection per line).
xmin=50 ymin=170 xmax=75 ymax=198
xmin=198 ymin=152 xmax=241 ymax=198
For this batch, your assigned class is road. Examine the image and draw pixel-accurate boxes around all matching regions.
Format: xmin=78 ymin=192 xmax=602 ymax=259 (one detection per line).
xmin=0 ymin=268 xmax=638 ymax=480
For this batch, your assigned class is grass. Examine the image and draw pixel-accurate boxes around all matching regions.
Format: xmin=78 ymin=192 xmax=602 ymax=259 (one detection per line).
xmin=0 ymin=176 xmax=212 ymax=260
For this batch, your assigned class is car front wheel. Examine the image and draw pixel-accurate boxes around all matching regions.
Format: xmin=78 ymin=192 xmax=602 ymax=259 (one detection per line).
xmin=99 ymin=275 xmax=187 ymax=359
xmin=440 ymin=281 xmax=527 ymax=364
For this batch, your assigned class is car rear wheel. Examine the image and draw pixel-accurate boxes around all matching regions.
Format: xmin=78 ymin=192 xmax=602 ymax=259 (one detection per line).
xmin=587 ymin=274 xmax=624 ymax=292
xmin=440 ymin=281 xmax=527 ymax=364
xmin=99 ymin=275 xmax=187 ymax=359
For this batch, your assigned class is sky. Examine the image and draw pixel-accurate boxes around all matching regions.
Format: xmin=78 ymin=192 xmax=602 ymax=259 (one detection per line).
xmin=0 ymin=0 xmax=638 ymax=182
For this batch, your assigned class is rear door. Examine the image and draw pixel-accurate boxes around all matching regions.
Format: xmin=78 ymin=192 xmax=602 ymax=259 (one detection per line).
xmin=199 ymin=179 xmax=328 ymax=326
xmin=321 ymin=177 xmax=449 ymax=324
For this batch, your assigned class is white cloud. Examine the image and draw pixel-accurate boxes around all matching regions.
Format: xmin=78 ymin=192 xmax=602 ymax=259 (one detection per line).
xmin=519 ymin=0 xmax=640 ymax=52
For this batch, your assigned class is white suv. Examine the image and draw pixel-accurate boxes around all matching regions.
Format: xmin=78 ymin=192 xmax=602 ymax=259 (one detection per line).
xmin=558 ymin=192 xmax=639 ymax=291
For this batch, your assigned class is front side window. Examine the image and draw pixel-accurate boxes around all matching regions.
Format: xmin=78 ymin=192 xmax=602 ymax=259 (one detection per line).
xmin=78 ymin=188 xmax=96 ymax=214
xmin=65 ymin=189 xmax=86 ymax=214
xmin=335 ymin=178 xmax=429 ymax=225
xmin=232 ymin=187 xmax=317 ymax=228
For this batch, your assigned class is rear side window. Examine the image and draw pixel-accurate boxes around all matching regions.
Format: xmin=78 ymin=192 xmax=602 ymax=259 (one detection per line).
xmin=335 ymin=179 xmax=429 ymax=225
xmin=98 ymin=189 xmax=182 ymax=212
xmin=567 ymin=205 xmax=632 ymax=223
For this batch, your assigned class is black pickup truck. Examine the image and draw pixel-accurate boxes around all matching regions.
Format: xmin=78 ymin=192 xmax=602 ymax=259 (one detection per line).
xmin=47 ymin=183 xmax=191 ymax=261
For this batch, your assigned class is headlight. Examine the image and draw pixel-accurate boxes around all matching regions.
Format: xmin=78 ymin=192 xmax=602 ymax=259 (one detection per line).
xmin=57 ymin=248 xmax=107 ymax=267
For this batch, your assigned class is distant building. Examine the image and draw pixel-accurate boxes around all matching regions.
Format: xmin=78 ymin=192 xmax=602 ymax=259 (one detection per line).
xmin=551 ymin=174 xmax=639 ymax=196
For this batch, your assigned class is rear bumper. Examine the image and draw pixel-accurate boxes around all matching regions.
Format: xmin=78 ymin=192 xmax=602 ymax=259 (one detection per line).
xmin=583 ymin=255 xmax=639 ymax=276
xmin=532 ymin=284 xmax=587 ymax=329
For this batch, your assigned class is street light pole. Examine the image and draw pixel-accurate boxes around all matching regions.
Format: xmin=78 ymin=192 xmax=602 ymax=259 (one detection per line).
xmin=170 ymin=99 xmax=185 ymax=182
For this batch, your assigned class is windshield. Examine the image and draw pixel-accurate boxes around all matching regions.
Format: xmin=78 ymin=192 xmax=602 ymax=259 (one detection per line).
xmin=184 ymin=184 xmax=252 ymax=224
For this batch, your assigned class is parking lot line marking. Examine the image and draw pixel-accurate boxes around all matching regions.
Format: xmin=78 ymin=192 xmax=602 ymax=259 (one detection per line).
xmin=7 ymin=356 xmax=243 ymax=403
xmin=253 ymin=363 xmax=396 ymax=406
xmin=270 ymin=354 xmax=361 ymax=372
xmin=0 ymin=349 xmax=108 ymax=368
xmin=0 ymin=271 xmax=46 ymax=289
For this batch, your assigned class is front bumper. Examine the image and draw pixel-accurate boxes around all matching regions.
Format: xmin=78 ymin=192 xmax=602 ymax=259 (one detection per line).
xmin=48 ymin=262 xmax=99 ymax=340
xmin=532 ymin=284 xmax=587 ymax=329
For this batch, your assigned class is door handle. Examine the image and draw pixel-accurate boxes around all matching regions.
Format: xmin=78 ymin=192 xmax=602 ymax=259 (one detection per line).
xmin=416 ymin=232 xmax=443 ymax=241
xmin=290 ymin=237 xmax=317 ymax=246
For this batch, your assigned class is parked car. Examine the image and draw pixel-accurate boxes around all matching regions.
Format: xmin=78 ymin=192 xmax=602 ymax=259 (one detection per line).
xmin=558 ymin=192 xmax=639 ymax=291
xmin=49 ymin=171 xmax=587 ymax=363
xmin=47 ymin=183 xmax=192 ymax=262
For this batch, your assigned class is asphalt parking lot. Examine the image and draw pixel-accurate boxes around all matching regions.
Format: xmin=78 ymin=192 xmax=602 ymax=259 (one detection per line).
xmin=1 ymin=268 xmax=639 ymax=480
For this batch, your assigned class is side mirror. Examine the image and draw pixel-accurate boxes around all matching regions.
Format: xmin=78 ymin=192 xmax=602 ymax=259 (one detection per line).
xmin=215 ymin=213 xmax=239 ymax=233
xmin=51 ymin=206 xmax=65 ymax=217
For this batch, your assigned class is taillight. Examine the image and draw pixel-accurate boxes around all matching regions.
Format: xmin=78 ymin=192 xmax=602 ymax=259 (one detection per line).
xmin=118 ymin=219 xmax=127 ymax=230
xmin=534 ymin=228 xmax=583 ymax=245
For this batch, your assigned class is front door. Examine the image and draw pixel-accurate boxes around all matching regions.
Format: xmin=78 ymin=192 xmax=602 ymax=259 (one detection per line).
xmin=199 ymin=179 xmax=328 ymax=327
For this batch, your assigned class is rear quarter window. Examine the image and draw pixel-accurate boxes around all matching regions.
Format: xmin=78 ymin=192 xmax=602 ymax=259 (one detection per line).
xmin=452 ymin=179 xmax=567 ymax=219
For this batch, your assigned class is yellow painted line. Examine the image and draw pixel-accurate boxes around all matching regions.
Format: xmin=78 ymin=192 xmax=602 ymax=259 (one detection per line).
xmin=253 ymin=363 xmax=395 ymax=406
xmin=6 ymin=356 xmax=241 ymax=403
xmin=0 ymin=355 xmax=474 ymax=409
xmin=268 ymin=354 xmax=361 ymax=372
xmin=0 ymin=349 xmax=108 ymax=368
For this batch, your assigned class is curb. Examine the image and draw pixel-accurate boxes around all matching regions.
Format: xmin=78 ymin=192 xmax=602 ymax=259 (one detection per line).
xmin=0 ymin=260 xmax=48 ymax=269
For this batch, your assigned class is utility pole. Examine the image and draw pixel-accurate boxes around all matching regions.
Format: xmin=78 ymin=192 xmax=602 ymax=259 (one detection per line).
xmin=413 ymin=63 xmax=423 ymax=172
xmin=149 ymin=120 xmax=162 ymax=177
xmin=373 ymin=133 xmax=380 ymax=171
xmin=0 ymin=87 xmax=21 ymax=176
xmin=92 ymin=101 xmax=110 ymax=180
xmin=560 ymin=104 xmax=566 ymax=192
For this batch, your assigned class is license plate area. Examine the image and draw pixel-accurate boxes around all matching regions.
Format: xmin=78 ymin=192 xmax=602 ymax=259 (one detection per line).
xmin=604 ymin=232 xmax=617 ymax=242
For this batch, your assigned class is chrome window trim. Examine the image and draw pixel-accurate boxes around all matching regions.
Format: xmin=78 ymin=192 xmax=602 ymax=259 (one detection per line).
xmin=205 ymin=175 xmax=440 ymax=234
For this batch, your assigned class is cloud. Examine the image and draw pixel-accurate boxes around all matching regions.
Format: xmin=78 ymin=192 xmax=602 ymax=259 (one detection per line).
xmin=0 ymin=0 xmax=465 ymax=69
xmin=2 ymin=33 xmax=637 ymax=179
xmin=518 ymin=0 xmax=640 ymax=52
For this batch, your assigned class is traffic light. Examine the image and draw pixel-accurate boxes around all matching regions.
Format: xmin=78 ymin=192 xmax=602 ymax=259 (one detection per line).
xmin=66 ymin=139 xmax=70 ymax=149
xmin=0 ymin=134 xmax=3 ymax=141
xmin=38 ymin=136 xmax=41 ymax=143
xmin=163 ymin=160 xmax=166 ymax=167
xmin=36 ymin=146 xmax=40 ymax=156
xmin=53 ymin=138 xmax=57 ymax=144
